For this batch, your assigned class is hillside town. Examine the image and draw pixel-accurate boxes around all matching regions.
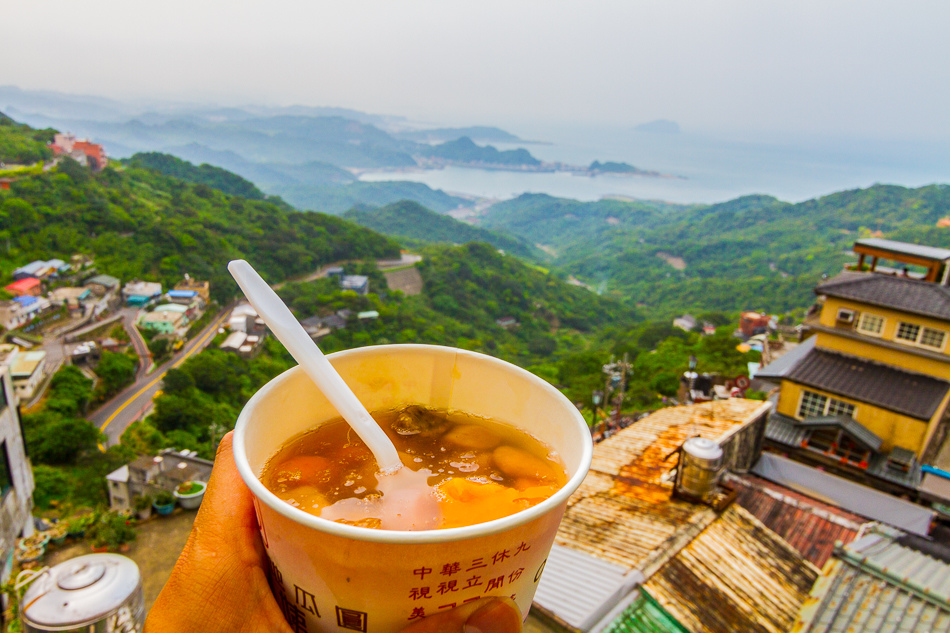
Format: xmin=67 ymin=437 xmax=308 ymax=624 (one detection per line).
xmin=1 ymin=233 xmax=949 ymax=631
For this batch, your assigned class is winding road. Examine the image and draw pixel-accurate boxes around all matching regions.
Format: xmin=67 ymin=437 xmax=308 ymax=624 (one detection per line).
xmin=90 ymin=309 xmax=230 ymax=446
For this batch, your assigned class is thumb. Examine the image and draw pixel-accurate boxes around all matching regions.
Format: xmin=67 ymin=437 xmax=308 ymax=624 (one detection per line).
xmin=398 ymin=598 xmax=522 ymax=633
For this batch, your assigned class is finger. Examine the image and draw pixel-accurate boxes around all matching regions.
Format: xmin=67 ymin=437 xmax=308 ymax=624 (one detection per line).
xmin=398 ymin=598 xmax=522 ymax=633
xmin=197 ymin=431 xmax=256 ymax=527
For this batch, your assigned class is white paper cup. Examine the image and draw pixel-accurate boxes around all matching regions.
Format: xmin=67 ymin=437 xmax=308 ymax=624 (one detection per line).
xmin=233 ymin=344 xmax=592 ymax=633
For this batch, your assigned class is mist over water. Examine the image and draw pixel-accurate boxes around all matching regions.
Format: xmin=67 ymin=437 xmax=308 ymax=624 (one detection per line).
xmin=361 ymin=124 xmax=950 ymax=205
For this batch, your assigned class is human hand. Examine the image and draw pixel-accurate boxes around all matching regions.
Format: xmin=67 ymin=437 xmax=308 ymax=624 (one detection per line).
xmin=145 ymin=432 xmax=523 ymax=633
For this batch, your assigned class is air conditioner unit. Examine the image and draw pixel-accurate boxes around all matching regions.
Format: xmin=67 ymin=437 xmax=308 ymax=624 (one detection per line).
xmin=837 ymin=308 xmax=856 ymax=323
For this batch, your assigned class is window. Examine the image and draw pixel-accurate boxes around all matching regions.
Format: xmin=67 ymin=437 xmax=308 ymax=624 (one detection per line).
xmin=896 ymin=321 xmax=946 ymax=350
xmin=798 ymin=390 xmax=856 ymax=420
xmin=921 ymin=328 xmax=946 ymax=349
xmin=798 ymin=391 xmax=827 ymax=419
xmin=0 ymin=441 xmax=13 ymax=499
xmin=858 ymin=313 xmax=885 ymax=336
xmin=896 ymin=322 xmax=921 ymax=342
xmin=827 ymin=399 xmax=856 ymax=418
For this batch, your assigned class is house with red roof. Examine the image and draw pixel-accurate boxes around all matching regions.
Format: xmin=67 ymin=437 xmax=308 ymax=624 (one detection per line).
xmin=4 ymin=278 xmax=41 ymax=297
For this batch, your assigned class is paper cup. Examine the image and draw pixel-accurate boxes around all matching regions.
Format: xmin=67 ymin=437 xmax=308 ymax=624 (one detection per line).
xmin=233 ymin=344 xmax=592 ymax=633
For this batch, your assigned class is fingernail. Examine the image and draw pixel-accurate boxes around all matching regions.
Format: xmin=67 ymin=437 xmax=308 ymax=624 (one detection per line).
xmin=463 ymin=599 xmax=522 ymax=633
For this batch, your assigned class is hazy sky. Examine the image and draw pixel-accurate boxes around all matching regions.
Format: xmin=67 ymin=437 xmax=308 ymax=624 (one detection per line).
xmin=2 ymin=0 xmax=948 ymax=139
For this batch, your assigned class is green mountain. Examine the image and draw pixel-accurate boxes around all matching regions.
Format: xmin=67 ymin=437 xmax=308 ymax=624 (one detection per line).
xmin=482 ymin=185 xmax=950 ymax=317
xmin=0 ymin=122 xmax=400 ymax=303
xmin=343 ymin=200 xmax=542 ymax=259
xmin=422 ymin=137 xmax=541 ymax=166
xmin=272 ymin=181 xmax=468 ymax=215
xmin=126 ymin=152 xmax=266 ymax=200
xmin=0 ymin=110 xmax=54 ymax=165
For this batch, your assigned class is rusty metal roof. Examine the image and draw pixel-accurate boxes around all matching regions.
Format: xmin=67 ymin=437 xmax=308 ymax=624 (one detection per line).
xmin=644 ymin=505 xmax=820 ymax=633
xmin=729 ymin=474 xmax=865 ymax=568
xmin=554 ymin=399 xmax=768 ymax=573
xmin=795 ymin=524 xmax=950 ymax=632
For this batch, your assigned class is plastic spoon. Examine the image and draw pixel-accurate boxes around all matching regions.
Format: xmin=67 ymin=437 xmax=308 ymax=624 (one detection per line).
xmin=228 ymin=259 xmax=402 ymax=472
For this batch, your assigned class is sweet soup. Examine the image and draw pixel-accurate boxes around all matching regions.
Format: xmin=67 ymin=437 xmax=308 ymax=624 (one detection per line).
xmin=261 ymin=406 xmax=567 ymax=530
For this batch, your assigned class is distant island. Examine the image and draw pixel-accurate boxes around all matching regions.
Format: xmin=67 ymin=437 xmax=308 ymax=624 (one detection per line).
xmin=634 ymin=119 xmax=680 ymax=134
xmin=415 ymin=137 xmax=671 ymax=177
xmin=588 ymin=160 xmax=661 ymax=176
xmin=398 ymin=126 xmax=521 ymax=144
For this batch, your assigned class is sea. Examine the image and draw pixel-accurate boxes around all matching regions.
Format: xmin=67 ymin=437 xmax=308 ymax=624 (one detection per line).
xmin=360 ymin=124 xmax=950 ymax=205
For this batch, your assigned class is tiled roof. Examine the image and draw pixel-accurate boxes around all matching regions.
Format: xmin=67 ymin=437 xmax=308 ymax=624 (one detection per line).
xmin=816 ymin=272 xmax=950 ymax=321
xmin=765 ymin=414 xmax=922 ymax=489
xmin=798 ymin=415 xmax=883 ymax=452
xmin=796 ymin=525 xmax=950 ymax=632
xmin=786 ymin=347 xmax=950 ymax=420
xmin=730 ymin=474 xmax=865 ymax=568
xmin=643 ymin=505 xmax=819 ymax=633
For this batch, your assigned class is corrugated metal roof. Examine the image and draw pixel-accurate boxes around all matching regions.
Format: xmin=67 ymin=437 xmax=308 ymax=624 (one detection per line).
xmin=855 ymin=238 xmax=950 ymax=262
xmin=644 ymin=505 xmax=819 ymax=633
xmin=796 ymin=525 xmax=950 ymax=632
xmin=730 ymin=474 xmax=865 ymax=568
xmin=816 ymin=272 xmax=950 ymax=321
xmin=534 ymin=545 xmax=638 ymax=631
xmin=535 ymin=400 xmax=772 ymax=631
xmin=602 ymin=592 xmax=688 ymax=633
xmin=786 ymin=347 xmax=950 ymax=420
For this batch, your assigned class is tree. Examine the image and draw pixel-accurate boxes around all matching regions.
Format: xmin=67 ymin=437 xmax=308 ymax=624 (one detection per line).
xmin=95 ymin=351 xmax=137 ymax=399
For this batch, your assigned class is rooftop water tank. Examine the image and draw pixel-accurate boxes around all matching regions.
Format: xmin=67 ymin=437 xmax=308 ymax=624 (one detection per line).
xmin=676 ymin=437 xmax=723 ymax=500
xmin=20 ymin=553 xmax=144 ymax=632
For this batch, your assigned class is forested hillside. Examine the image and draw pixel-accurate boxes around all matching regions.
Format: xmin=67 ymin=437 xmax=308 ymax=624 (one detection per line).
xmin=482 ymin=185 xmax=950 ymax=317
xmin=126 ymin=152 xmax=267 ymax=200
xmin=343 ymin=200 xmax=542 ymax=260
xmin=0 ymin=153 xmax=400 ymax=302
xmin=0 ymin=111 xmax=54 ymax=164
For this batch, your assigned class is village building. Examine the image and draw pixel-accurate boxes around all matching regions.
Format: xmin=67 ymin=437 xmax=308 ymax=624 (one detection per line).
xmin=0 ymin=366 xmax=35 ymax=586
xmin=219 ymin=330 xmax=265 ymax=358
xmin=51 ymin=133 xmax=108 ymax=170
xmin=228 ymin=303 xmax=259 ymax=332
xmin=672 ymin=313 xmax=697 ymax=332
xmin=340 ymin=274 xmax=369 ymax=295
xmin=739 ymin=311 xmax=775 ymax=338
xmin=122 ymin=280 xmax=163 ymax=306
xmin=48 ymin=286 xmax=91 ymax=313
xmin=164 ymin=289 xmax=202 ymax=309
xmin=4 ymin=277 xmax=41 ymax=297
xmin=0 ymin=296 xmax=50 ymax=331
xmin=105 ymin=449 xmax=213 ymax=512
xmin=83 ymin=274 xmax=120 ymax=296
xmin=138 ymin=304 xmax=188 ymax=334
xmin=12 ymin=261 xmax=53 ymax=281
xmin=8 ymin=350 xmax=47 ymax=400
xmin=531 ymin=399 xmax=820 ymax=633
xmin=758 ymin=238 xmax=950 ymax=497
xmin=173 ymin=275 xmax=210 ymax=303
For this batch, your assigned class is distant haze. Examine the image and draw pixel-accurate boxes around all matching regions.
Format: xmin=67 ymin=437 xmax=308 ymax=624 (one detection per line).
xmin=1 ymin=0 xmax=948 ymax=141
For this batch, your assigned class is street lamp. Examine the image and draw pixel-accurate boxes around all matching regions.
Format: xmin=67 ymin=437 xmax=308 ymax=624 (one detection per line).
xmin=591 ymin=390 xmax=603 ymax=428
xmin=687 ymin=355 xmax=698 ymax=404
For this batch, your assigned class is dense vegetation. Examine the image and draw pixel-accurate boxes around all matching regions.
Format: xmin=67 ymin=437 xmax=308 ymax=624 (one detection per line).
xmin=126 ymin=152 xmax=266 ymax=199
xmin=343 ymin=200 xmax=542 ymax=259
xmin=0 ymin=111 xmax=54 ymax=165
xmin=421 ymin=137 xmax=540 ymax=166
xmin=481 ymin=185 xmax=950 ymax=317
xmin=26 ymin=365 xmax=137 ymax=509
xmin=0 ymin=127 xmax=401 ymax=302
